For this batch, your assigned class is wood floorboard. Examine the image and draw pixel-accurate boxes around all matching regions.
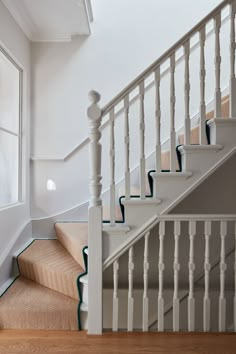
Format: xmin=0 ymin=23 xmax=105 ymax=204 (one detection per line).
xmin=0 ymin=330 xmax=236 ymax=354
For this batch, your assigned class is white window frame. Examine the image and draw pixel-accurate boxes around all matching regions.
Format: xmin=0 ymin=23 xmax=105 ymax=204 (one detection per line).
xmin=0 ymin=45 xmax=23 ymax=209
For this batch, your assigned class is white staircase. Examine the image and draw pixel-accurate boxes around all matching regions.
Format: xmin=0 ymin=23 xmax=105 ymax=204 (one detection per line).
xmin=85 ymin=0 xmax=236 ymax=334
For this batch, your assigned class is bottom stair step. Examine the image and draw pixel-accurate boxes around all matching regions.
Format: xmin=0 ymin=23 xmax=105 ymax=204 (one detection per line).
xmin=0 ymin=277 xmax=78 ymax=330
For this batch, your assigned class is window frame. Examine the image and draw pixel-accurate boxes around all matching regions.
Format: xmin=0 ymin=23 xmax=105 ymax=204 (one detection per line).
xmin=0 ymin=45 xmax=23 ymax=209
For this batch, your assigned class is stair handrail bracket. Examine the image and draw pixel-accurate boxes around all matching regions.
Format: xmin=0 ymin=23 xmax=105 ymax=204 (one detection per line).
xmin=87 ymin=90 xmax=103 ymax=335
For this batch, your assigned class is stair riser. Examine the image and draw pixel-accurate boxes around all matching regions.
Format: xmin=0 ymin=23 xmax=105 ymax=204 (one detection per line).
xmin=180 ymin=149 xmax=222 ymax=172
xmin=18 ymin=261 xmax=79 ymax=300
xmin=122 ymin=203 xmax=159 ymax=228
xmin=208 ymin=119 xmax=236 ymax=146
xmin=82 ymin=282 xmax=88 ymax=305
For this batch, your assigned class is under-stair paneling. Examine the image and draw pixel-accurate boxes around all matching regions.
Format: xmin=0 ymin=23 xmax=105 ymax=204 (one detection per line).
xmin=170 ymin=152 xmax=236 ymax=214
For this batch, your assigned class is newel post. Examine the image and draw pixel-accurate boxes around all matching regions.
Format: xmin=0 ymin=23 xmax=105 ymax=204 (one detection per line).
xmin=87 ymin=90 xmax=103 ymax=334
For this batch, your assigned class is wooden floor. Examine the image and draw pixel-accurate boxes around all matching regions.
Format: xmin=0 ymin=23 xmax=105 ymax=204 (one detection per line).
xmin=1 ymin=331 xmax=236 ymax=354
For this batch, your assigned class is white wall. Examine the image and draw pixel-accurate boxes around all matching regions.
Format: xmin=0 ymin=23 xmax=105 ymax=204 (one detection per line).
xmin=31 ymin=0 xmax=223 ymax=218
xmin=0 ymin=0 xmax=31 ymax=285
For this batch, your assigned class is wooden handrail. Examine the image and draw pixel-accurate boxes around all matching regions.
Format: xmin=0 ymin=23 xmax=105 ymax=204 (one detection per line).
xmin=101 ymin=0 xmax=231 ymax=116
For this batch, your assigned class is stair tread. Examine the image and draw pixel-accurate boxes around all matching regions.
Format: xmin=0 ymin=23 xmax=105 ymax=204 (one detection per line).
xmin=55 ymin=222 xmax=88 ymax=267
xmin=0 ymin=277 xmax=78 ymax=330
xmin=18 ymin=240 xmax=83 ymax=300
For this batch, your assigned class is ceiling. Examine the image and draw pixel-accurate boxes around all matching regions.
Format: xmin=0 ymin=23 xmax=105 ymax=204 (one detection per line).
xmin=2 ymin=0 xmax=93 ymax=42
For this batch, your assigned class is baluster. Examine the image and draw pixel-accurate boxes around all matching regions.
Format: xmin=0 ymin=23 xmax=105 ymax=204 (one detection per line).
xmin=199 ymin=27 xmax=207 ymax=145
xmin=155 ymin=66 xmax=162 ymax=172
xmin=143 ymin=232 xmax=150 ymax=331
xmin=173 ymin=221 xmax=181 ymax=332
xmin=203 ymin=221 xmax=212 ymax=332
xmin=110 ymin=108 xmax=116 ymax=225
xmin=158 ymin=221 xmax=165 ymax=331
xmin=219 ymin=221 xmax=227 ymax=332
xmin=139 ymin=81 xmax=146 ymax=199
xmin=113 ymin=260 xmax=119 ymax=332
xmin=124 ymin=96 xmax=130 ymax=199
xmin=214 ymin=13 xmax=222 ymax=118
xmin=170 ymin=53 xmax=176 ymax=171
xmin=128 ymin=247 xmax=134 ymax=332
xmin=184 ymin=41 xmax=191 ymax=145
xmin=188 ymin=221 xmax=196 ymax=332
xmin=234 ymin=221 xmax=236 ymax=332
xmin=230 ymin=1 xmax=236 ymax=117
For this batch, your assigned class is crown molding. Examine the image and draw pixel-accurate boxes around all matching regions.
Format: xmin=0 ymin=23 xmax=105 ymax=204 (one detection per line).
xmin=2 ymin=0 xmax=92 ymax=42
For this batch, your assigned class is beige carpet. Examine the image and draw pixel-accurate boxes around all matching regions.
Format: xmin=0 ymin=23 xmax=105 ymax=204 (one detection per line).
xmin=0 ymin=277 xmax=78 ymax=330
xmin=55 ymin=223 xmax=88 ymax=267
xmin=18 ymin=240 xmax=83 ymax=300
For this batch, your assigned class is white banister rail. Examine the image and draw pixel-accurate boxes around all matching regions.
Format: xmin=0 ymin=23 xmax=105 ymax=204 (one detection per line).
xmin=104 ymin=215 xmax=236 ymax=333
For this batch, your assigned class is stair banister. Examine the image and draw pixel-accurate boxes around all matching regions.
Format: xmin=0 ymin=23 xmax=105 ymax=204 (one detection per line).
xmin=101 ymin=0 xmax=230 ymax=116
xmin=87 ymin=90 xmax=103 ymax=334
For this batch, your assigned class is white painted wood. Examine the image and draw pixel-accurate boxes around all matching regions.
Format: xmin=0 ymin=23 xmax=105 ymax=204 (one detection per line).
xmin=234 ymin=221 xmax=236 ymax=332
xmin=139 ymin=81 xmax=146 ymax=200
xmin=124 ymin=95 xmax=131 ymax=200
xmin=87 ymin=91 xmax=102 ymax=208
xmin=184 ymin=40 xmax=191 ymax=145
xmin=219 ymin=221 xmax=227 ymax=332
xmin=173 ymin=221 xmax=181 ymax=332
xmin=109 ymin=108 xmax=116 ymax=225
xmin=188 ymin=220 xmax=196 ymax=332
xmin=155 ymin=66 xmax=162 ymax=173
xmin=214 ymin=13 xmax=222 ymax=118
xmin=2 ymin=0 xmax=92 ymax=41
xmin=113 ymin=260 xmax=119 ymax=332
xmin=199 ymin=27 xmax=207 ymax=145
xmin=87 ymin=90 xmax=103 ymax=335
xmin=143 ymin=232 xmax=150 ymax=332
xmin=230 ymin=1 xmax=236 ymax=117
xmin=203 ymin=221 xmax=211 ymax=332
xmin=170 ymin=53 xmax=176 ymax=172
xmin=158 ymin=221 xmax=165 ymax=332
xmin=102 ymin=1 xmax=229 ymax=115
xmin=128 ymin=247 xmax=134 ymax=332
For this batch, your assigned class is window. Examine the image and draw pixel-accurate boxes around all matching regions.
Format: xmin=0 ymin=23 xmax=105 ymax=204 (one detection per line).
xmin=0 ymin=48 xmax=22 ymax=208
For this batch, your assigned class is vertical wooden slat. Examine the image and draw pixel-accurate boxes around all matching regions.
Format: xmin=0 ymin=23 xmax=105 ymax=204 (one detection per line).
xmin=155 ymin=66 xmax=162 ymax=173
xmin=214 ymin=13 xmax=222 ymax=118
xmin=128 ymin=247 xmax=134 ymax=332
xmin=203 ymin=221 xmax=212 ymax=332
xmin=184 ymin=40 xmax=191 ymax=145
xmin=113 ymin=260 xmax=119 ymax=332
xmin=199 ymin=27 xmax=207 ymax=145
xmin=230 ymin=1 xmax=236 ymax=117
xmin=234 ymin=221 xmax=236 ymax=332
xmin=170 ymin=53 xmax=176 ymax=172
xmin=219 ymin=221 xmax=227 ymax=332
xmin=188 ymin=220 xmax=196 ymax=332
xmin=173 ymin=221 xmax=181 ymax=332
xmin=158 ymin=221 xmax=165 ymax=332
xmin=124 ymin=95 xmax=130 ymax=200
xmin=109 ymin=108 xmax=116 ymax=225
xmin=139 ymin=81 xmax=146 ymax=199
xmin=143 ymin=232 xmax=150 ymax=332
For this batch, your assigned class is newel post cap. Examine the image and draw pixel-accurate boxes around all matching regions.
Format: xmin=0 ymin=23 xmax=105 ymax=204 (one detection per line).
xmin=88 ymin=90 xmax=102 ymax=120
xmin=88 ymin=90 xmax=101 ymax=104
